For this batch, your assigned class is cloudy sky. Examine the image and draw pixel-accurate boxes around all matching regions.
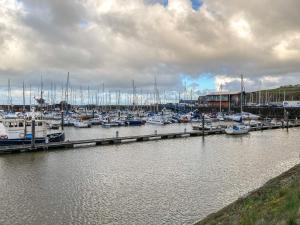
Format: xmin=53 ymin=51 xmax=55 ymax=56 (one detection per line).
xmin=1 ymin=0 xmax=300 ymax=100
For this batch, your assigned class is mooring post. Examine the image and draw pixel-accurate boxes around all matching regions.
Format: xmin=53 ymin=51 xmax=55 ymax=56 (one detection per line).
xmin=45 ymin=136 xmax=49 ymax=150
xmin=116 ymin=131 xmax=119 ymax=138
xmin=184 ymin=128 xmax=186 ymax=133
xmin=31 ymin=119 xmax=36 ymax=149
xmin=61 ymin=110 xmax=64 ymax=131
xmin=202 ymin=113 xmax=205 ymax=136
xmin=24 ymin=118 xmax=27 ymax=138
xmin=154 ymin=130 xmax=157 ymax=136
xmin=286 ymin=111 xmax=289 ymax=131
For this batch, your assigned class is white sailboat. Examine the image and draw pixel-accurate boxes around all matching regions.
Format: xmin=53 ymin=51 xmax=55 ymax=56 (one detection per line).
xmin=225 ymin=75 xmax=250 ymax=135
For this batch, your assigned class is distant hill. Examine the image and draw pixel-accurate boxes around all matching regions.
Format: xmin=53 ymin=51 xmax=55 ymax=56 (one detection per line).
xmin=246 ymin=84 xmax=300 ymax=103
xmin=273 ymin=84 xmax=300 ymax=92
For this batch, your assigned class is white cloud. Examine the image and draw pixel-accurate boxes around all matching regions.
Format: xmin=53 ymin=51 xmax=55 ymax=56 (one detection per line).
xmin=0 ymin=0 xmax=300 ymax=92
xmin=229 ymin=15 xmax=253 ymax=40
xmin=273 ymin=34 xmax=300 ymax=60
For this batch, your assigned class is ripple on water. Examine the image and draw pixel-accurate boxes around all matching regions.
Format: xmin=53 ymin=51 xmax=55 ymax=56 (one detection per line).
xmin=0 ymin=126 xmax=300 ymax=225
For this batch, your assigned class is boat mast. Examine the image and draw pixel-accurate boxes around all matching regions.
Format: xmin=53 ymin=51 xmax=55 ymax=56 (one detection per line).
xmin=40 ymin=75 xmax=43 ymax=102
xmin=154 ymin=76 xmax=160 ymax=112
xmin=29 ymin=84 xmax=32 ymax=108
xmin=132 ymin=80 xmax=136 ymax=111
xmin=240 ymin=74 xmax=244 ymax=113
xmin=219 ymin=83 xmax=223 ymax=113
xmin=22 ymin=81 xmax=26 ymax=112
xmin=228 ymin=91 xmax=231 ymax=113
xmin=102 ymin=83 xmax=105 ymax=111
xmin=65 ymin=72 xmax=70 ymax=112
xmin=80 ymin=86 xmax=83 ymax=106
xmin=7 ymin=79 xmax=12 ymax=112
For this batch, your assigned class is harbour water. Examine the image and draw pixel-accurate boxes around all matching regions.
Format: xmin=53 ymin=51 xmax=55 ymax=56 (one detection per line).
xmin=1 ymin=125 xmax=300 ymax=225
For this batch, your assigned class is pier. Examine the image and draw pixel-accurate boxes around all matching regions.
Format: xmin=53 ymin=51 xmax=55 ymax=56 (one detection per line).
xmin=1 ymin=121 xmax=300 ymax=154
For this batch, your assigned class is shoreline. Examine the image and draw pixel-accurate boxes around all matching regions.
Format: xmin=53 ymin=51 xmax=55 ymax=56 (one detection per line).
xmin=194 ymin=163 xmax=300 ymax=225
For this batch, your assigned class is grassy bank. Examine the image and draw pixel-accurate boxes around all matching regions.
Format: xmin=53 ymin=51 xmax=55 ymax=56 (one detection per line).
xmin=195 ymin=163 xmax=300 ymax=225
xmin=247 ymin=84 xmax=300 ymax=102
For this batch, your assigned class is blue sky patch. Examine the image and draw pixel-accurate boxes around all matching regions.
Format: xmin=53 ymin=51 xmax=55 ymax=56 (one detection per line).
xmin=162 ymin=0 xmax=168 ymax=7
xmin=180 ymin=73 xmax=215 ymax=91
xmin=191 ymin=0 xmax=203 ymax=10
xmin=145 ymin=0 xmax=202 ymax=10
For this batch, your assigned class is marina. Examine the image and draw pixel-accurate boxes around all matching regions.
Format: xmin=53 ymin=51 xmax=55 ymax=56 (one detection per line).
xmin=2 ymin=1 xmax=300 ymax=224
xmin=0 ymin=120 xmax=299 ymax=154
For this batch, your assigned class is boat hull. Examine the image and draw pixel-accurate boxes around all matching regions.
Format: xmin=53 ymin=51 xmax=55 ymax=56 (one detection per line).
xmin=126 ymin=120 xmax=144 ymax=126
xmin=225 ymin=127 xmax=250 ymax=135
xmin=0 ymin=132 xmax=65 ymax=146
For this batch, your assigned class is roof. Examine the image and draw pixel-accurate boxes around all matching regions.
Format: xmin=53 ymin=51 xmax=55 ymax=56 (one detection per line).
xmin=206 ymin=91 xmax=242 ymax=96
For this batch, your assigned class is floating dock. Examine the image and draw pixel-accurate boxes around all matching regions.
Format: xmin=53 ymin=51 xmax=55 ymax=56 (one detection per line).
xmin=0 ymin=122 xmax=300 ymax=154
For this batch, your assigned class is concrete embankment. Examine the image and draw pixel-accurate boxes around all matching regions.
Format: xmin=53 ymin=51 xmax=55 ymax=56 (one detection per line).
xmin=195 ymin=163 xmax=300 ymax=225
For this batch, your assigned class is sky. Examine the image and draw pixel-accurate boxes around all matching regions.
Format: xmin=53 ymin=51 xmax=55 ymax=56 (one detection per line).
xmin=1 ymin=0 xmax=300 ymax=102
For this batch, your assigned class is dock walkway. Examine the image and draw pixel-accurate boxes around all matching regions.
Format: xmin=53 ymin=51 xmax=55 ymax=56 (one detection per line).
xmin=1 ymin=122 xmax=299 ymax=154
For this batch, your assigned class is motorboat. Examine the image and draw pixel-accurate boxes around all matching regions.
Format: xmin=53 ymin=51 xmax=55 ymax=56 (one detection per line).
xmin=46 ymin=120 xmax=61 ymax=130
xmin=225 ymin=112 xmax=260 ymax=122
xmin=217 ymin=114 xmax=225 ymax=121
xmin=147 ymin=116 xmax=170 ymax=125
xmin=101 ymin=116 xmax=122 ymax=128
xmin=225 ymin=124 xmax=250 ymax=135
xmin=270 ymin=119 xmax=279 ymax=126
xmin=101 ymin=121 xmax=120 ymax=128
xmin=74 ymin=120 xmax=91 ymax=128
xmin=179 ymin=115 xmax=190 ymax=123
xmin=248 ymin=120 xmax=262 ymax=127
xmin=0 ymin=119 xmax=64 ymax=146
xmin=126 ymin=119 xmax=144 ymax=126
xmin=192 ymin=121 xmax=217 ymax=131
xmin=89 ymin=117 xmax=102 ymax=125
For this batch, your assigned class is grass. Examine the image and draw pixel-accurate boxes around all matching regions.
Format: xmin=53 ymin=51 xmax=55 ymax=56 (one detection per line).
xmin=195 ymin=164 xmax=300 ymax=225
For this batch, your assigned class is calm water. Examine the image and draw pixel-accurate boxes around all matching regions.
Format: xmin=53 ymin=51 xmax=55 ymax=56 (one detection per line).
xmin=65 ymin=123 xmax=195 ymax=140
xmin=1 ymin=125 xmax=300 ymax=225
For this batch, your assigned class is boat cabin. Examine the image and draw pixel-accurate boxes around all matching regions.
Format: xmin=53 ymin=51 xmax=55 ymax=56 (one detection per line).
xmin=0 ymin=119 xmax=47 ymax=139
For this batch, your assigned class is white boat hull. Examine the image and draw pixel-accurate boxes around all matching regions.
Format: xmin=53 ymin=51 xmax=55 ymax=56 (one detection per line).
xmin=225 ymin=124 xmax=250 ymax=135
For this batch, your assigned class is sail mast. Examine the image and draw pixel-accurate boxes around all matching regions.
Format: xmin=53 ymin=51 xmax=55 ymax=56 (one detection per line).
xmin=240 ymin=74 xmax=244 ymax=113
xmin=22 ymin=81 xmax=26 ymax=112
xmin=7 ymin=79 xmax=12 ymax=111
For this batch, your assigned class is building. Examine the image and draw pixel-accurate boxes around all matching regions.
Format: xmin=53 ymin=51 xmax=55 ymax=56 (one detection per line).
xmin=198 ymin=92 xmax=245 ymax=109
xmin=179 ymin=99 xmax=198 ymax=106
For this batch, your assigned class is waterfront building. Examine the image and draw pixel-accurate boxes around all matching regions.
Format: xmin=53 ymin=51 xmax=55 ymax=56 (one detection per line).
xmin=198 ymin=92 xmax=246 ymax=109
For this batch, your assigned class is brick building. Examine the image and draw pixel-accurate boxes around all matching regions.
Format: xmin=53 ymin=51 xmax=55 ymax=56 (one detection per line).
xmin=198 ymin=92 xmax=245 ymax=109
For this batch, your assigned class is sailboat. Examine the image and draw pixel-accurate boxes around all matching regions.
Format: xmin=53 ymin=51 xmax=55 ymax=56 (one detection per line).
xmin=225 ymin=75 xmax=250 ymax=135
